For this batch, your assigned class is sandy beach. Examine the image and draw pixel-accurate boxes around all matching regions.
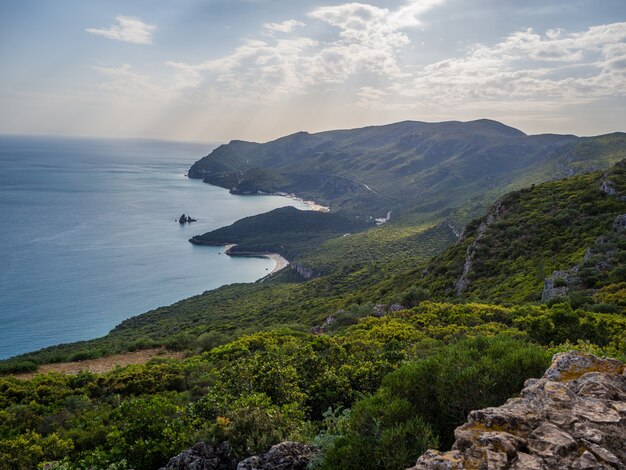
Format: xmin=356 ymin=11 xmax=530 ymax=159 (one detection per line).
xmin=266 ymin=253 xmax=290 ymax=273
xmin=304 ymin=201 xmax=330 ymax=212
xmin=223 ymin=245 xmax=290 ymax=275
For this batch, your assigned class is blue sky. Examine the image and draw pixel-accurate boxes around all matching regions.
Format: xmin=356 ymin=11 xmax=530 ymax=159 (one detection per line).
xmin=1 ymin=0 xmax=625 ymax=142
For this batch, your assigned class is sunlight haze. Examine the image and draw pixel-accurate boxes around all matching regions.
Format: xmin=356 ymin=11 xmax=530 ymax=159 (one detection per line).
xmin=1 ymin=0 xmax=625 ymax=142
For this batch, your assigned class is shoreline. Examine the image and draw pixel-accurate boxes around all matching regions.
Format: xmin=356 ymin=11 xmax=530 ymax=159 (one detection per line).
xmin=224 ymin=246 xmax=290 ymax=275
xmin=192 ymin=239 xmax=289 ymax=275
xmin=276 ymin=192 xmax=330 ymax=212
xmin=3 ymin=183 xmax=309 ymax=363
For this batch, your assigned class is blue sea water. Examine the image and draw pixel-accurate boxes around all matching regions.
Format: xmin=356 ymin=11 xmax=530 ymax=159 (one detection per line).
xmin=0 ymin=135 xmax=308 ymax=359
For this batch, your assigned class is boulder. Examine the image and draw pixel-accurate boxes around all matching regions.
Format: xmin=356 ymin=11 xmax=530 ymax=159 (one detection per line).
xmin=236 ymin=441 xmax=317 ymax=470
xmin=161 ymin=441 xmax=237 ymax=470
xmin=408 ymin=351 xmax=626 ymax=469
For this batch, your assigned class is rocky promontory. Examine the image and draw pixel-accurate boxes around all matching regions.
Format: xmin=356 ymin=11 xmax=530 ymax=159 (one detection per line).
xmin=409 ymin=351 xmax=626 ymax=469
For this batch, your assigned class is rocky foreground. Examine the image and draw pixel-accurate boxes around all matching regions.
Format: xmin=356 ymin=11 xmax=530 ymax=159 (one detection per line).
xmin=162 ymin=351 xmax=625 ymax=470
xmin=410 ymin=351 xmax=626 ymax=469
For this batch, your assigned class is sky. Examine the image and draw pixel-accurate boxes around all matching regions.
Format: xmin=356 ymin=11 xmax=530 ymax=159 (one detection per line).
xmin=1 ymin=0 xmax=625 ymax=142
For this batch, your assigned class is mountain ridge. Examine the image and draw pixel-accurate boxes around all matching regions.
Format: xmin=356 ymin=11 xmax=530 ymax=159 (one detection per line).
xmin=188 ymin=119 xmax=624 ymax=219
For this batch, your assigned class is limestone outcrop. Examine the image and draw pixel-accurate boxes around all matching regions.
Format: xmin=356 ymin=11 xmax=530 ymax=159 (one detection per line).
xmin=236 ymin=441 xmax=317 ymax=470
xmin=409 ymin=351 xmax=626 ymax=469
xmin=161 ymin=441 xmax=237 ymax=470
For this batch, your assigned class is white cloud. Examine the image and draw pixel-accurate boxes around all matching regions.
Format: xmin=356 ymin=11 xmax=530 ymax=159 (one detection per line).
xmin=160 ymin=0 xmax=443 ymax=102
xmin=86 ymin=16 xmax=156 ymax=45
xmin=263 ymin=19 xmax=305 ymax=34
xmin=306 ymin=0 xmax=444 ymax=80
xmin=89 ymin=3 xmax=626 ymax=128
xmin=391 ymin=22 xmax=626 ymax=107
xmin=166 ymin=37 xmax=319 ymax=102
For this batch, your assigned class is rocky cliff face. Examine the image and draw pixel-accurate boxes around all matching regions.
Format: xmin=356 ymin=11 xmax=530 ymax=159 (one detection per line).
xmin=455 ymin=200 xmax=508 ymax=295
xmin=409 ymin=351 xmax=626 ymax=469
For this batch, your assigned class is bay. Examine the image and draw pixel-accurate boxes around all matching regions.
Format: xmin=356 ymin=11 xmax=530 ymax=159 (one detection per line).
xmin=0 ymin=135 xmax=308 ymax=359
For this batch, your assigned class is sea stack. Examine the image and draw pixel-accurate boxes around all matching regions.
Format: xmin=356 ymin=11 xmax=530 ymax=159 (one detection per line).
xmin=178 ymin=214 xmax=197 ymax=224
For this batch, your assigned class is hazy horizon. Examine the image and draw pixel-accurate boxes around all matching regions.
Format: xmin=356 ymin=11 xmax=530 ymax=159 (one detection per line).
xmin=2 ymin=0 xmax=625 ymax=142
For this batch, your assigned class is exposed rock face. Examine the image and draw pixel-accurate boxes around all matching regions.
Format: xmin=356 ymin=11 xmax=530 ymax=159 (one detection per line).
xmin=409 ymin=352 xmax=626 ymax=470
xmin=161 ymin=441 xmax=237 ymax=470
xmin=542 ymin=213 xmax=626 ymax=302
xmin=601 ymin=178 xmax=618 ymax=196
xmin=614 ymin=214 xmax=626 ymax=232
xmin=291 ymin=262 xmax=316 ymax=280
xmin=456 ymin=200 xmax=507 ymax=295
xmin=542 ymin=267 xmax=579 ymax=301
xmin=236 ymin=441 xmax=317 ymax=470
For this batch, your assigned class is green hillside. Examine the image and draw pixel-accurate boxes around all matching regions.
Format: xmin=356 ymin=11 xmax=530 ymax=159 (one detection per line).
xmin=189 ymin=120 xmax=626 ymax=218
xmin=2 ymin=125 xmax=626 ymax=469
xmin=418 ymin=160 xmax=626 ymax=306
xmin=3 ymin=160 xmax=625 ymax=373
xmin=190 ymin=206 xmax=371 ymax=261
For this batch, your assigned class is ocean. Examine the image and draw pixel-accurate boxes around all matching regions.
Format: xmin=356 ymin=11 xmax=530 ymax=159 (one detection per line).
xmin=0 ymin=135 xmax=308 ymax=359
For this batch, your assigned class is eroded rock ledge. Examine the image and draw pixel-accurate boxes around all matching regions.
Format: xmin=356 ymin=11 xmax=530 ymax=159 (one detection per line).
xmin=409 ymin=351 xmax=626 ymax=470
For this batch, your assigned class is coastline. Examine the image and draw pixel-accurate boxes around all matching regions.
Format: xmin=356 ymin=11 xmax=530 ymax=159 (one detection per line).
xmin=188 ymin=188 xmax=332 ymax=276
xmin=192 ymin=240 xmax=289 ymax=275
xmin=279 ymin=192 xmax=330 ymax=212
xmin=223 ymin=246 xmax=290 ymax=275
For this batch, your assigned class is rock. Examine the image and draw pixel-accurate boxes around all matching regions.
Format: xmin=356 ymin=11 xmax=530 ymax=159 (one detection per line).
xmin=236 ymin=441 xmax=317 ymax=470
xmin=541 ymin=269 xmax=578 ymax=301
xmin=614 ymin=214 xmax=626 ymax=232
xmin=161 ymin=441 xmax=237 ymax=470
xmin=372 ymin=304 xmax=388 ymax=317
xmin=455 ymin=200 xmax=508 ymax=294
xmin=408 ymin=351 xmax=626 ymax=470
xmin=600 ymin=178 xmax=617 ymax=196
xmin=389 ymin=303 xmax=405 ymax=312
xmin=291 ymin=263 xmax=316 ymax=279
xmin=179 ymin=214 xmax=197 ymax=224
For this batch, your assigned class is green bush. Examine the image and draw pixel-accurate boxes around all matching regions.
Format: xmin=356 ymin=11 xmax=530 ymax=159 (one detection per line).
xmin=319 ymin=335 xmax=549 ymax=468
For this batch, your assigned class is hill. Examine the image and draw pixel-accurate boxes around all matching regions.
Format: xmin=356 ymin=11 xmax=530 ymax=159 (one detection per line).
xmin=417 ymin=159 xmax=626 ymax=307
xmin=189 ymin=206 xmax=370 ymax=262
xmin=1 ymin=154 xmax=626 ymax=468
xmin=189 ymin=120 xmax=626 ymax=219
xmin=3 ymin=161 xmax=625 ymax=373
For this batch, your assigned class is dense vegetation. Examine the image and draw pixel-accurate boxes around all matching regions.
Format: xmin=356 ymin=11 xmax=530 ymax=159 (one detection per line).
xmin=190 ymin=206 xmax=371 ymax=261
xmin=2 ymin=124 xmax=626 ymax=468
xmin=419 ymin=161 xmax=626 ymax=306
xmin=3 ymin=161 xmax=624 ymax=373
xmin=9 ymin=299 xmax=626 ymax=469
xmin=189 ymin=120 xmax=626 ymax=216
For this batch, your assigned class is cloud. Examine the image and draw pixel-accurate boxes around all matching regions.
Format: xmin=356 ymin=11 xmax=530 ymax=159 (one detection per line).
xmin=166 ymin=37 xmax=319 ymax=101
xmin=90 ymin=2 xmax=626 ymax=125
xmin=306 ymin=0 xmax=444 ymax=80
xmin=263 ymin=19 xmax=305 ymax=34
xmin=86 ymin=16 xmax=156 ymax=45
xmin=160 ymin=0 xmax=443 ymax=102
xmin=390 ymin=22 xmax=626 ymax=107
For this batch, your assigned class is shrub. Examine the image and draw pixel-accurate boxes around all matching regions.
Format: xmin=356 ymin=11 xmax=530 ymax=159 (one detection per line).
xmin=319 ymin=335 xmax=549 ymax=469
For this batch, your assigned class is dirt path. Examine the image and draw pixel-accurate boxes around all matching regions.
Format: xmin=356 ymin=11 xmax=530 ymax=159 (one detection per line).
xmin=11 ymin=348 xmax=184 ymax=380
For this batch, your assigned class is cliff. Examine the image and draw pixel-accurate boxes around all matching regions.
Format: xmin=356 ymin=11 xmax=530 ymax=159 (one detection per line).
xmin=410 ymin=351 xmax=626 ymax=469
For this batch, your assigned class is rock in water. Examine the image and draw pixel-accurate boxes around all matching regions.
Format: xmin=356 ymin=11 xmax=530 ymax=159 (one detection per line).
xmin=408 ymin=351 xmax=626 ymax=469
xmin=179 ymin=214 xmax=197 ymax=224
xmin=236 ymin=442 xmax=317 ymax=470
xmin=161 ymin=441 xmax=237 ymax=470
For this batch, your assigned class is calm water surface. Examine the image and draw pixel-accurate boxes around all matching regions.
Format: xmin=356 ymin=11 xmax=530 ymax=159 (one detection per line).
xmin=0 ymin=135 xmax=307 ymax=359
